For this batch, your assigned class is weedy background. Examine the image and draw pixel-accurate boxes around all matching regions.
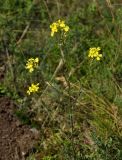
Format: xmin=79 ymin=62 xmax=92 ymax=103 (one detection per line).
xmin=0 ymin=0 xmax=122 ymax=159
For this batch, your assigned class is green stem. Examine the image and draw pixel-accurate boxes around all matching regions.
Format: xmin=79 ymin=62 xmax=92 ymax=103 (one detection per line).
xmin=59 ymin=44 xmax=76 ymax=159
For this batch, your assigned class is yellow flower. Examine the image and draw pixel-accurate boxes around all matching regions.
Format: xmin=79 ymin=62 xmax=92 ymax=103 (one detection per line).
xmin=50 ymin=19 xmax=69 ymax=37
xmin=64 ymin=26 xmax=69 ymax=32
xmin=25 ymin=57 xmax=39 ymax=73
xmin=59 ymin=20 xmax=65 ymax=28
xmin=35 ymin=57 xmax=39 ymax=63
xmin=96 ymin=54 xmax=102 ymax=61
xmin=88 ymin=47 xmax=102 ymax=61
xmin=27 ymin=83 xmax=39 ymax=95
xmin=50 ymin=22 xmax=58 ymax=37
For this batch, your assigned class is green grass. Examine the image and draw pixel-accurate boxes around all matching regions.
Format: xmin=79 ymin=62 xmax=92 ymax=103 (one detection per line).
xmin=0 ymin=0 xmax=122 ymax=159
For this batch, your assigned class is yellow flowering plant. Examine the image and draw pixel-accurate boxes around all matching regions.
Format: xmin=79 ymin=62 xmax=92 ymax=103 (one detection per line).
xmin=25 ymin=57 xmax=40 ymax=95
xmin=25 ymin=57 xmax=39 ymax=73
xmin=50 ymin=19 xmax=69 ymax=37
xmin=88 ymin=47 xmax=102 ymax=61
xmin=27 ymin=83 xmax=39 ymax=95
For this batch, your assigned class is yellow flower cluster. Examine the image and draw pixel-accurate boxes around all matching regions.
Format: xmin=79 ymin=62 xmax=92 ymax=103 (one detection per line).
xmin=88 ymin=47 xmax=102 ymax=61
xmin=27 ymin=83 xmax=39 ymax=95
xmin=25 ymin=57 xmax=39 ymax=73
xmin=50 ymin=19 xmax=69 ymax=37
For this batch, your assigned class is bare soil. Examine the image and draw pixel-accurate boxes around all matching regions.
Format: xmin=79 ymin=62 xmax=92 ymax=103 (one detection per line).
xmin=0 ymin=97 xmax=40 ymax=160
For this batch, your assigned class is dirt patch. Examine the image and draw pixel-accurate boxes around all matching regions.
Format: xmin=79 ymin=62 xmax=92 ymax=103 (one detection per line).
xmin=0 ymin=97 xmax=40 ymax=160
